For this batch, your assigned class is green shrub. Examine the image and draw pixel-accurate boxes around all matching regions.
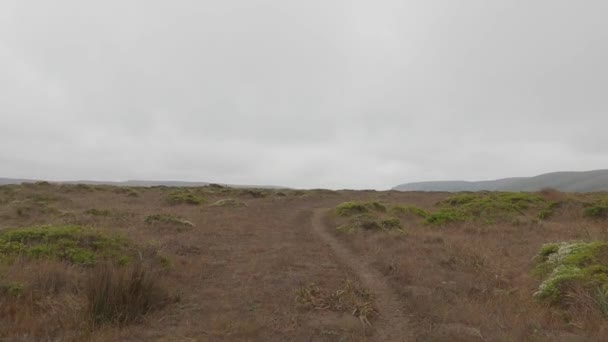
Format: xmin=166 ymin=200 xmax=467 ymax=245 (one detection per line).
xmin=0 ymin=282 xmax=24 ymax=298
xmin=584 ymin=205 xmax=608 ymax=219
xmin=166 ymin=190 xmax=204 ymax=205
xmin=335 ymin=201 xmax=387 ymax=217
xmin=428 ymin=192 xmax=547 ymax=225
xmin=336 ymin=202 xmax=369 ymax=216
xmin=0 ymin=225 xmax=131 ymax=265
xmin=538 ymin=209 xmax=553 ymax=220
xmin=389 ymin=205 xmax=428 ymax=218
xmin=533 ymin=241 xmax=608 ymax=305
xmin=443 ymin=193 xmax=478 ymax=206
xmin=380 ymin=217 xmax=402 ymax=230
xmin=425 ymin=209 xmax=466 ymax=225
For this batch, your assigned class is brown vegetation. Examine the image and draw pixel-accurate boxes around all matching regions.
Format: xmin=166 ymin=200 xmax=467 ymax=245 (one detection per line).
xmin=1 ymin=184 xmax=607 ymax=340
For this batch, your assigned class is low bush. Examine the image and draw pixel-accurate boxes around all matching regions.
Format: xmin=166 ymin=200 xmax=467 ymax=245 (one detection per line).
xmin=335 ymin=201 xmax=386 ymax=217
xmin=533 ymin=241 xmax=608 ymax=308
xmin=166 ymin=190 xmax=204 ymax=205
xmin=584 ymin=205 xmax=608 ymax=219
xmin=0 ymin=225 xmax=131 ymax=265
xmin=389 ymin=205 xmax=428 ymax=218
xmin=427 ymin=192 xmax=547 ymax=225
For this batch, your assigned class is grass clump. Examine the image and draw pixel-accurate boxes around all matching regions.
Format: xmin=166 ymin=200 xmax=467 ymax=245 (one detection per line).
xmin=337 ymin=214 xmax=403 ymax=234
xmin=166 ymin=190 xmax=204 ymax=205
xmin=0 ymin=282 xmax=25 ymax=298
xmin=145 ymin=214 xmax=194 ymax=229
xmin=584 ymin=198 xmax=608 ymax=219
xmin=380 ymin=217 xmax=402 ymax=230
xmin=389 ymin=205 xmax=428 ymax=218
xmin=533 ymin=241 xmax=608 ymax=306
xmin=0 ymin=225 xmax=130 ymax=265
xmin=425 ymin=209 xmax=467 ymax=225
xmin=335 ymin=201 xmax=386 ymax=217
xmin=296 ymin=280 xmax=376 ymax=326
xmin=87 ymin=261 xmax=170 ymax=326
xmin=336 ymin=202 xmax=368 ymax=216
xmin=538 ymin=209 xmax=554 ymax=220
xmin=427 ymin=192 xmax=546 ymax=225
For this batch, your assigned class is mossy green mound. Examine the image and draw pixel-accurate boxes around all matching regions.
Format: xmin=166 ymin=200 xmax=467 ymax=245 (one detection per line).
xmin=335 ymin=201 xmax=386 ymax=217
xmin=584 ymin=197 xmax=608 ymax=219
xmin=0 ymin=225 xmax=131 ymax=265
xmin=389 ymin=205 xmax=428 ymax=218
xmin=533 ymin=241 xmax=608 ymax=303
xmin=336 ymin=214 xmax=403 ymax=234
xmin=426 ymin=192 xmax=546 ymax=225
xmin=166 ymin=190 xmax=205 ymax=205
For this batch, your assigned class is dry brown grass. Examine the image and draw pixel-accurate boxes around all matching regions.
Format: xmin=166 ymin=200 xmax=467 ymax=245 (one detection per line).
xmin=296 ymin=280 xmax=376 ymax=326
xmin=328 ymin=192 xmax=608 ymax=340
xmin=87 ymin=261 xmax=171 ymax=327
xmin=1 ymin=183 xmax=608 ymax=340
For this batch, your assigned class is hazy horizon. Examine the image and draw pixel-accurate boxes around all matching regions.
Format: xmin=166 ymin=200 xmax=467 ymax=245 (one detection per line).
xmin=2 ymin=1 xmax=607 ymax=189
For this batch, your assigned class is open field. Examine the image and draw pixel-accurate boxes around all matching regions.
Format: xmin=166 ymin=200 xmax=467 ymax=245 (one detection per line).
xmin=1 ymin=183 xmax=608 ymax=341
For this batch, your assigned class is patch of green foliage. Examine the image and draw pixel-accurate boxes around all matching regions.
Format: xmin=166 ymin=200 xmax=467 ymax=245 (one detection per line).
xmin=336 ymin=214 xmax=403 ymax=234
xmin=533 ymin=241 xmax=608 ymax=305
xmin=389 ymin=205 xmax=428 ymax=218
xmin=538 ymin=209 xmax=554 ymax=220
xmin=144 ymin=214 xmax=194 ymax=229
xmin=0 ymin=225 xmax=131 ymax=265
xmin=335 ymin=201 xmax=386 ymax=217
xmin=583 ymin=204 xmax=608 ymax=219
xmin=425 ymin=209 xmax=467 ymax=225
xmin=166 ymin=190 xmax=204 ymax=205
xmin=584 ymin=198 xmax=608 ymax=219
xmin=426 ymin=192 xmax=546 ymax=225
xmin=443 ymin=193 xmax=479 ymax=206
xmin=0 ymin=282 xmax=24 ymax=298
xmin=380 ymin=217 xmax=402 ymax=230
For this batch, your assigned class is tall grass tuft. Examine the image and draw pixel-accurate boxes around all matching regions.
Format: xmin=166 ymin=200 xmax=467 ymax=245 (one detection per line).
xmin=86 ymin=261 xmax=169 ymax=326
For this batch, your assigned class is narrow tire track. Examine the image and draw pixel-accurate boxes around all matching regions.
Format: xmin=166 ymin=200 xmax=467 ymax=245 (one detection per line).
xmin=310 ymin=209 xmax=412 ymax=342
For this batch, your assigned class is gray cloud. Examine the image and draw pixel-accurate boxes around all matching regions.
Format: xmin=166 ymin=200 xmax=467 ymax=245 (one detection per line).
xmin=1 ymin=0 xmax=606 ymax=189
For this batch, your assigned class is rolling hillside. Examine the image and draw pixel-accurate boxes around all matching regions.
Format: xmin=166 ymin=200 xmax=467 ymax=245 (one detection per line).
xmin=393 ymin=170 xmax=608 ymax=192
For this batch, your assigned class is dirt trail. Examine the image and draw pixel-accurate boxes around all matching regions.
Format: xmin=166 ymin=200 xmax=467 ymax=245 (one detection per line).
xmin=311 ymin=209 xmax=412 ymax=341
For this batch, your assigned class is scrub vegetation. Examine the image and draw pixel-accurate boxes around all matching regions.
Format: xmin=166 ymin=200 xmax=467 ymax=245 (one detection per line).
xmin=1 ymin=183 xmax=608 ymax=340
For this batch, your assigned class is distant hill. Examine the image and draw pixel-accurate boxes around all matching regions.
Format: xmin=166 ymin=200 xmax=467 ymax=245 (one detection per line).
xmin=0 ymin=178 xmax=285 ymax=189
xmin=0 ymin=178 xmax=36 ymax=185
xmin=393 ymin=170 xmax=608 ymax=192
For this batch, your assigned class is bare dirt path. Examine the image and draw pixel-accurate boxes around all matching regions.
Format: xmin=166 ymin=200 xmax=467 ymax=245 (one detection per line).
xmin=311 ymin=209 xmax=412 ymax=342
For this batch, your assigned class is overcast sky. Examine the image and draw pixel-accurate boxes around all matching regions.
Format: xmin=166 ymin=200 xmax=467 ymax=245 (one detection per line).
xmin=1 ymin=1 xmax=606 ymax=189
